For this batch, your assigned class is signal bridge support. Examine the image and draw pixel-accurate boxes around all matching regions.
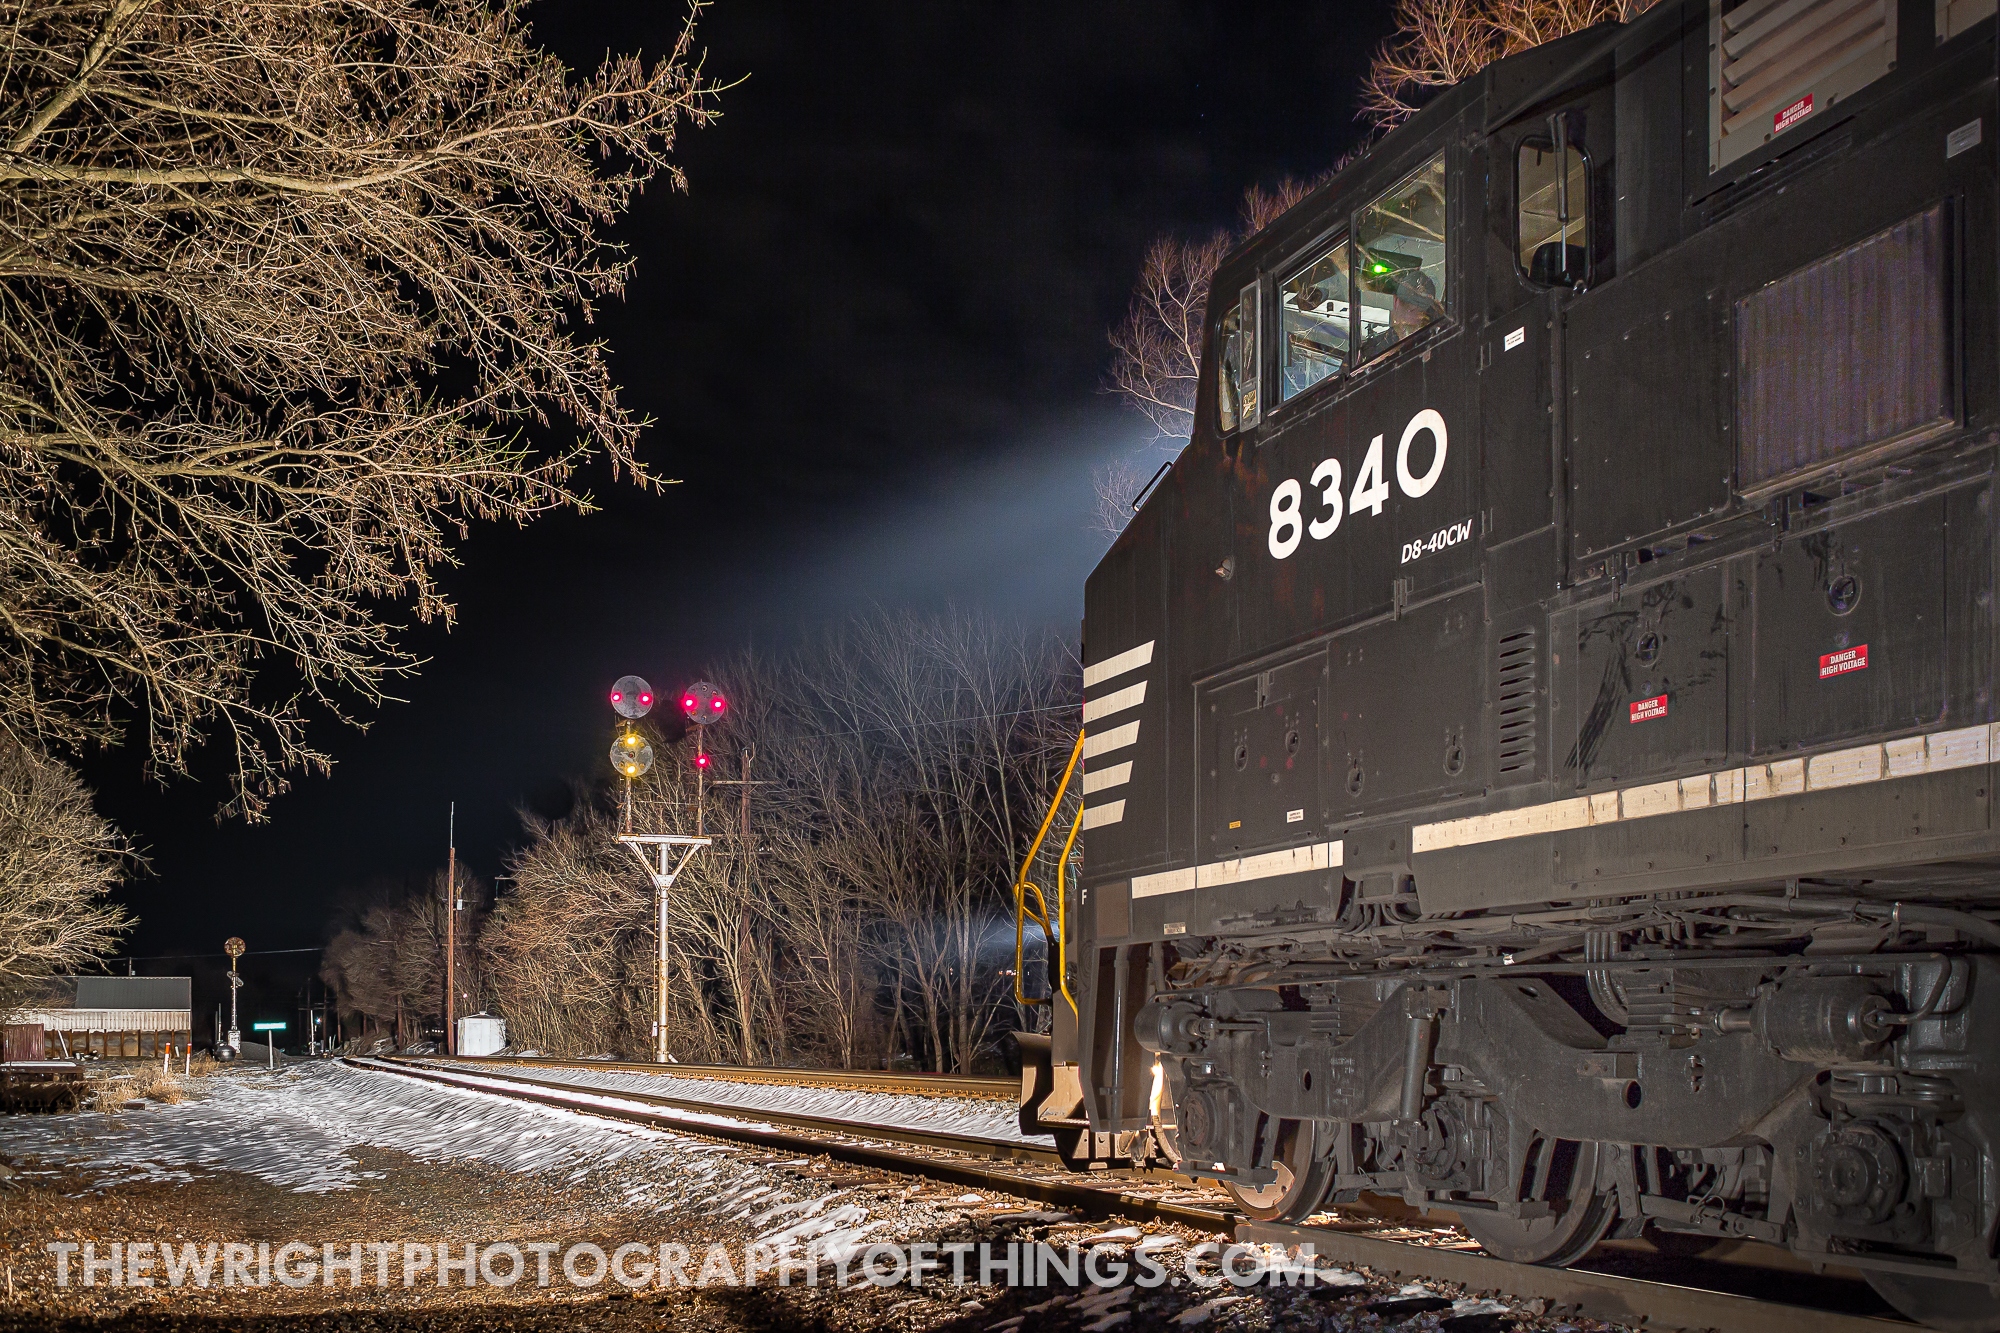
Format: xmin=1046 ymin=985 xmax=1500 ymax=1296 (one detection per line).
xmin=617 ymin=834 xmax=711 ymax=1064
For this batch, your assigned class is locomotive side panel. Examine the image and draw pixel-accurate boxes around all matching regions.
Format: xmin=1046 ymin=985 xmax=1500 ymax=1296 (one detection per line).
xmin=1748 ymin=494 xmax=1951 ymax=755
xmin=1567 ymin=269 xmax=1733 ymax=560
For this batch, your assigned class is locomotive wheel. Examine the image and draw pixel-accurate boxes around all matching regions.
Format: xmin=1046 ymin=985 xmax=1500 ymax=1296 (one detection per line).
xmin=1459 ymin=1139 xmax=1618 ymax=1266
xmin=1865 ymin=1272 xmax=2000 ymax=1333
xmin=1225 ymin=1118 xmax=1337 ymax=1223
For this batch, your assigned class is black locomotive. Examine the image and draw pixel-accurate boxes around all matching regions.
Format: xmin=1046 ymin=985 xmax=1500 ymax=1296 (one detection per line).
xmin=1020 ymin=2 xmax=2000 ymax=1326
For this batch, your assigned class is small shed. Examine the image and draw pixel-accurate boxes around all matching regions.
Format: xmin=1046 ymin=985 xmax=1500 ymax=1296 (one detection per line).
xmin=455 ymin=1014 xmax=506 ymax=1057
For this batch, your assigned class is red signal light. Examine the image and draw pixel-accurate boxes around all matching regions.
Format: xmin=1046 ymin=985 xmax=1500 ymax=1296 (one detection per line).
xmin=610 ymin=675 xmax=653 ymax=720
xmin=694 ymin=753 xmax=710 ymax=769
xmin=681 ymin=680 xmax=725 ymax=726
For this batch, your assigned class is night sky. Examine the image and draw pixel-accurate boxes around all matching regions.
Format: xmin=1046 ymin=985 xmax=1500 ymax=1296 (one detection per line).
xmin=76 ymin=0 xmax=1395 ymax=1030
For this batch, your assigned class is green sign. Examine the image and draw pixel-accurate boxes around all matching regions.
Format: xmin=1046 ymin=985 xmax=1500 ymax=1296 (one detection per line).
xmin=251 ymin=1021 xmax=286 ymax=1032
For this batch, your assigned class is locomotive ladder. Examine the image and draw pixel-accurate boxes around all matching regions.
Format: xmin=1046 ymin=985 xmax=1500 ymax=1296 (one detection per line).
xmin=1013 ymin=728 xmax=1084 ymax=1015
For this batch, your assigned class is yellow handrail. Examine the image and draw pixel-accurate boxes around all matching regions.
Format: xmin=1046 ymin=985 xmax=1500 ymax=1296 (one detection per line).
xmin=1051 ymin=768 xmax=1085 ymax=1017
xmin=1014 ymin=728 xmax=1085 ymax=1011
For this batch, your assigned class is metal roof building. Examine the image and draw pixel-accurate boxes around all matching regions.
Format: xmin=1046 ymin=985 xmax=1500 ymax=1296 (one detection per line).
xmin=12 ymin=976 xmax=193 ymax=1057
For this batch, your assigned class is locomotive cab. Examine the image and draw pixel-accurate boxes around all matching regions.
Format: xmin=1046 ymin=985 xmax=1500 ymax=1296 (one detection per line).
xmin=1027 ymin=2 xmax=2000 ymax=1326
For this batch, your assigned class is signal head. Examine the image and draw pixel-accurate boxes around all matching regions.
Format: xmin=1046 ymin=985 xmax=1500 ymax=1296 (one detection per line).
xmin=611 ymin=674 xmax=654 ymax=720
xmin=694 ymin=752 xmax=711 ymax=769
xmin=607 ymin=736 xmax=654 ymax=778
xmin=681 ymin=681 xmax=727 ymax=725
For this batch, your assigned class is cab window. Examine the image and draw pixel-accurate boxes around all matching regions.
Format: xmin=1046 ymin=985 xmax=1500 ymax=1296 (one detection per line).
xmin=1517 ymin=138 xmax=1587 ymax=284
xmin=1354 ymin=153 xmax=1447 ymax=363
xmin=1215 ymin=283 xmax=1261 ymax=431
xmin=1279 ymin=236 xmax=1352 ymax=403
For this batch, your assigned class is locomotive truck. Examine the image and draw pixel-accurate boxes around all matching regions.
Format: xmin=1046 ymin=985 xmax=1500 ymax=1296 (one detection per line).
xmin=1019 ymin=2 xmax=2000 ymax=1327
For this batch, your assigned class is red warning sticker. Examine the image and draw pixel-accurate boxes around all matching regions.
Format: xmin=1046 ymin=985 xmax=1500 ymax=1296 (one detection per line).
xmin=1820 ymin=644 xmax=1869 ymax=678
xmin=1629 ymin=694 xmax=1669 ymax=723
xmin=1774 ymin=94 xmax=1814 ymax=134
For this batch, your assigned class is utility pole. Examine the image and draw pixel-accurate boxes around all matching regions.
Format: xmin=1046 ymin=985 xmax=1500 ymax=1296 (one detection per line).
xmin=737 ymin=746 xmax=755 ymax=1063
xmin=445 ymin=802 xmax=456 ymax=1056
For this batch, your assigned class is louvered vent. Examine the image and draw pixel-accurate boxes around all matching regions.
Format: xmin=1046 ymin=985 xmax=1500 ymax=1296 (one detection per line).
xmin=1710 ymin=0 xmax=1897 ymax=172
xmin=1938 ymin=0 xmax=1997 ymax=44
xmin=1495 ymin=630 xmax=1539 ymax=780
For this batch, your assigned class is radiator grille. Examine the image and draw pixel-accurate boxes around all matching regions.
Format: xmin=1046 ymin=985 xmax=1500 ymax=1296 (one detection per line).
xmin=1496 ymin=629 xmax=1539 ymax=779
xmin=1710 ymin=0 xmax=1896 ymax=172
xmin=1737 ymin=205 xmax=1951 ymax=493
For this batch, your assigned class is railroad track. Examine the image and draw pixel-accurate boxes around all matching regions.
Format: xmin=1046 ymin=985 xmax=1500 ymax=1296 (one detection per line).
xmin=346 ymin=1056 xmax=1918 ymax=1333
xmin=420 ymin=1053 xmax=1015 ymax=1099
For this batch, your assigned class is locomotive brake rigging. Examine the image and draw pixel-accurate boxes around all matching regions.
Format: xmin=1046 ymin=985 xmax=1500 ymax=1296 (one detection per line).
xmin=1017 ymin=4 xmax=2000 ymax=1328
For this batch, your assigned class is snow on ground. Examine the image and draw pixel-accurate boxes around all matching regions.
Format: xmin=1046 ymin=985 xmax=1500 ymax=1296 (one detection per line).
xmin=0 ymin=1060 xmax=884 ymax=1250
xmin=455 ymin=1061 xmax=1034 ymax=1143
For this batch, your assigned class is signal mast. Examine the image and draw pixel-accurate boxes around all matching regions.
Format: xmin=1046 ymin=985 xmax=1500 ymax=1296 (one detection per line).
xmin=606 ymin=675 xmax=713 ymax=1064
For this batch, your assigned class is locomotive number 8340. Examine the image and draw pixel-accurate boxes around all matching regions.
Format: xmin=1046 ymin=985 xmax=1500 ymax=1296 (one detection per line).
xmin=1018 ymin=3 xmax=2000 ymax=1329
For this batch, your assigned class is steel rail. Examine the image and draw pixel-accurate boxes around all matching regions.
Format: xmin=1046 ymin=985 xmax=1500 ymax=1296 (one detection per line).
xmin=384 ymin=1055 xmax=1057 ymax=1165
xmin=348 ymin=1057 xmax=1918 ymax=1333
xmin=415 ymin=1053 xmax=1016 ymax=1100
xmin=346 ymin=1057 xmax=1217 ymax=1230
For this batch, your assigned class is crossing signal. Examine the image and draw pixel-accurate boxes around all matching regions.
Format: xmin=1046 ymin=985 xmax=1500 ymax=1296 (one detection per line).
xmin=694 ymin=752 xmax=711 ymax=769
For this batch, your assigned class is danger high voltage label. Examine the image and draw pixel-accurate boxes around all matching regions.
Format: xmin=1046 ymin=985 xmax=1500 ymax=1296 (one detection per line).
xmin=1820 ymin=645 xmax=1869 ymax=678
xmin=1629 ymin=695 xmax=1669 ymax=723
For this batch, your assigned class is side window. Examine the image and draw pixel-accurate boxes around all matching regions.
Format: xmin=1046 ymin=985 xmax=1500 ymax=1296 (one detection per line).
xmin=1354 ymin=153 xmax=1447 ymax=364
xmin=1279 ymin=236 xmax=1352 ymax=403
xmin=1215 ymin=282 xmax=1262 ymax=432
xmin=1518 ymin=138 xmax=1587 ymax=285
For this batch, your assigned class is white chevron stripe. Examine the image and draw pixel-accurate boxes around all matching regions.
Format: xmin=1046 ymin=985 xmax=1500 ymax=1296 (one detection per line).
xmin=1083 ymin=680 xmax=1147 ymax=724
xmin=1083 ymin=640 xmax=1155 ymax=689
xmin=1080 ymin=800 xmax=1126 ymax=829
xmin=1082 ymin=761 xmax=1132 ymax=795
xmin=1082 ymin=721 xmax=1140 ymax=759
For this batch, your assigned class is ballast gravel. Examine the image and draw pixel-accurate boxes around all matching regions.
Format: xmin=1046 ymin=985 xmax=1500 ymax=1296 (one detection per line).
xmin=0 ymin=1059 xmax=1642 ymax=1333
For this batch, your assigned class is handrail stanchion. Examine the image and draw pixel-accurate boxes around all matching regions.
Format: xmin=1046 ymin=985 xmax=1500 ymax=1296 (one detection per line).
xmin=1013 ymin=729 xmax=1086 ymax=1008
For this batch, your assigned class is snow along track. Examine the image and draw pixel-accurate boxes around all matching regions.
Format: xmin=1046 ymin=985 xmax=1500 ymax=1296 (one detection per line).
xmin=355 ymin=1058 xmax=1927 ymax=1333
xmin=438 ymin=1056 xmax=1030 ymax=1143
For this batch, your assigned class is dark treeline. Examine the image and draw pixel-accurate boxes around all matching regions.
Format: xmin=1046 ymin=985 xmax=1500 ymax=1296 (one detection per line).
xmin=321 ymin=610 xmax=1080 ymax=1072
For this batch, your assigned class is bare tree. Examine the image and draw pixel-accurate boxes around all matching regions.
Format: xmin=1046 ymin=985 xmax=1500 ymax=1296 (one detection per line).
xmin=798 ymin=611 xmax=1077 ymax=1072
xmin=0 ymin=738 xmax=128 ymax=1010
xmin=1104 ymin=180 xmax=1324 ymax=447
xmin=480 ymin=802 xmax=661 ymax=1057
xmin=0 ymin=0 xmax=719 ymax=815
xmin=321 ymin=864 xmax=486 ymax=1046
xmin=1361 ymin=0 xmax=1653 ymax=127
